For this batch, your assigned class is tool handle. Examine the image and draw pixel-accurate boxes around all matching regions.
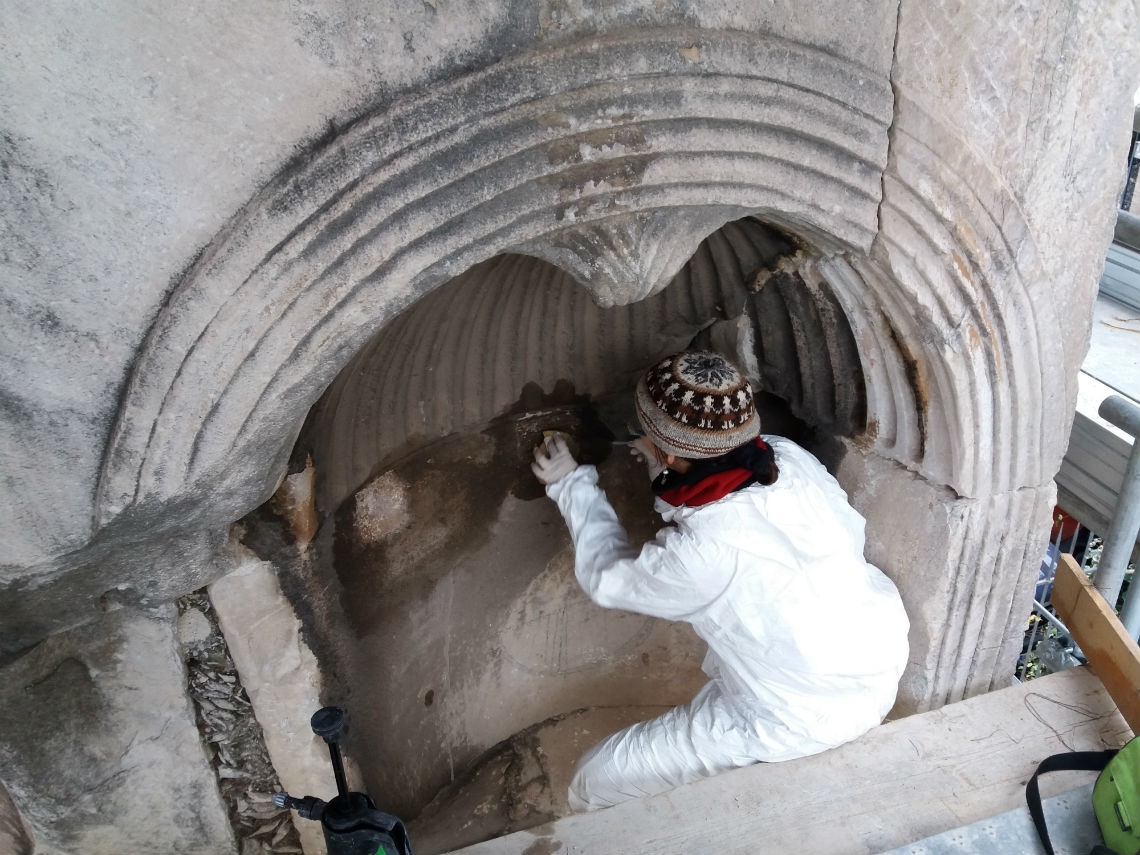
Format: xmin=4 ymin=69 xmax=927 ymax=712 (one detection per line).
xmin=311 ymin=707 xmax=351 ymax=798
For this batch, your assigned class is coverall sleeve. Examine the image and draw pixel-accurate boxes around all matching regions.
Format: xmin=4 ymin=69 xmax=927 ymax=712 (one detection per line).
xmin=545 ymin=465 xmax=712 ymax=621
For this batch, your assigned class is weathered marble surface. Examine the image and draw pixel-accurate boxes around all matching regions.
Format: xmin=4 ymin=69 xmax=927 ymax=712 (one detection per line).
xmin=0 ymin=607 xmax=234 ymax=854
xmin=1 ymin=1 xmax=1139 ymax=851
xmin=3 ymin=0 xmax=1133 ymax=663
xmin=0 ymin=0 xmax=895 ymax=574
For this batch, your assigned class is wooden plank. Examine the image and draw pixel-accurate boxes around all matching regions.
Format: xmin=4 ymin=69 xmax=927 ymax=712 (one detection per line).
xmin=451 ymin=667 xmax=1130 ymax=855
xmin=1052 ymin=552 xmax=1140 ymax=734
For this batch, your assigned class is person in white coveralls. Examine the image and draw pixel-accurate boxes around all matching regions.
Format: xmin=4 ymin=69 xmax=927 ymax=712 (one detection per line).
xmin=531 ymin=350 xmax=910 ymax=812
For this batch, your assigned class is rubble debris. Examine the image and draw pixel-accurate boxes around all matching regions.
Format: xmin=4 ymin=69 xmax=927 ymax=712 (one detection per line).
xmin=177 ymin=591 xmax=304 ymax=854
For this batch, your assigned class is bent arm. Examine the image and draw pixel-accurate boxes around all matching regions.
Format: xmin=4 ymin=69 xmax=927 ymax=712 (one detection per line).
xmin=546 ymin=466 xmax=708 ymax=620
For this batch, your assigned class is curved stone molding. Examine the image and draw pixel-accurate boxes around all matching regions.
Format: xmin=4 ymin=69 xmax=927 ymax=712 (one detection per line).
xmin=931 ymin=485 xmax=1055 ymax=705
xmin=805 ymin=96 xmax=1057 ymax=500
xmin=814 ymin=254 xmax=925 ymax=467
xmin=871 ymin=95 xmax=1058 ymax=498
xmin=94 ymin=28 xmax=893 ymax=528
xmin=836 ymin=445 xmax=1056 ymax=713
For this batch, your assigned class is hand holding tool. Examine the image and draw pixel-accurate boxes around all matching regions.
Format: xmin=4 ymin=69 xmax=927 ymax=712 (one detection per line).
xmin=532 ymin=434 xmax=579 ymax=485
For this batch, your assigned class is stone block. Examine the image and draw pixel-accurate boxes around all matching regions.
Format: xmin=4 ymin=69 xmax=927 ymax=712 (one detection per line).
xmin=209 ymin=548 xmax=331 ymax=855
xmin=0 ymin=607 xmax=234 ymax=854
xmin=893 ymin=0 xmax=1140 ymax=408
xmin=837 ymin=443 xmax=1053 ymax=713
xmin=0 ymin=523 xmax=227 ymax=656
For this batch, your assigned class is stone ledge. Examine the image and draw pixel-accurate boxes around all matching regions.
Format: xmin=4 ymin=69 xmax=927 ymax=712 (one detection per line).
xmin=450 ymin=666 xmax=1130 ymax=855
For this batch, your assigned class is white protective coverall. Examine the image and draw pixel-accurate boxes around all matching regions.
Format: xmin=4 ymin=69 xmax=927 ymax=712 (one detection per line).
xmin=546 ymin=435 xmax=910 ymax=811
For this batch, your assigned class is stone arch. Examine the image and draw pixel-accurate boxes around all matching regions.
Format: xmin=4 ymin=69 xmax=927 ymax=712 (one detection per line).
xmin=95 ymin=28 xmax=894 ymax=527
xmin=95 ymin=27 xmax=1058 ymax=550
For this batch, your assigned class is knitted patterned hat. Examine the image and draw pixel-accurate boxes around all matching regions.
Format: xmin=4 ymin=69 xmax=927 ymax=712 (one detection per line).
xmin=634 ymin=351 xmax=759 ymax=459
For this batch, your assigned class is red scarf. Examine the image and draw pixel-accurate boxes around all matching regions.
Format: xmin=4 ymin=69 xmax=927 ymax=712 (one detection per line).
xmin=658 ymin=468 xmax=755 ymax=508
xmin=656 ymin=438 xmax=774 ymax=508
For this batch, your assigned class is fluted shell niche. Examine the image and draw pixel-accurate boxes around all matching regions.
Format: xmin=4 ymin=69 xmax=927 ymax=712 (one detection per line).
xmin=271 ymin=217 xmax=869 ymax=846
xmin=303 ymin=217 xmax=864 ymax=513
xmin=82 ymin=23 xmax=1073 ymax=852
xmin=4 ymin=5 xmax=1131 ymax=852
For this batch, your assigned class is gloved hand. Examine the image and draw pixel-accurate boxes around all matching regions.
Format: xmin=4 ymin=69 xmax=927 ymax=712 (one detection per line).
xmin=532 ymin=435 xmax=579 ymax=485
xmin=630 ymin=437 xmax=666 ymax=481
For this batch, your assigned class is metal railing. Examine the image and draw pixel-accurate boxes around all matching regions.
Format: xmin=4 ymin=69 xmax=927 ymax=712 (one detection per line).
xmin=1018 ymin=395 xmax=1140 ymax=681
xmin=1018 ymin=526 xmax=1085 ymax=681
xmin=1093 ymin=395 xmax=1140 ymax=638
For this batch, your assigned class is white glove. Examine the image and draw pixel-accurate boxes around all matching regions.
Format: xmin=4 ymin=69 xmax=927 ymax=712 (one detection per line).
xmin=630 ymin=437 xmax=666 ymax=481
xmin=532 ymin=435 xmax=579 ymax=485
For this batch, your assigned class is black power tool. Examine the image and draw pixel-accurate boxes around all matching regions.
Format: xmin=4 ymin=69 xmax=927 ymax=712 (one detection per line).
xmin=274 ymin=707 xmax=413 ymax=855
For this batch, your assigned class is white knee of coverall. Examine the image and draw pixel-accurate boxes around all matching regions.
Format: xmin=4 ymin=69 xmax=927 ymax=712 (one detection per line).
xmin=568 ymin=682 xmax=762 ymax=812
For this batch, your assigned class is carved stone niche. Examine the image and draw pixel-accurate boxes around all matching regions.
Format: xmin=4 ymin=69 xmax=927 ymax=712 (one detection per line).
xmin=2 ymin=3 xmax=1136 ymax=852
xmin=262 ymin=165 xmax=1060 ymax=839
xmin=64 ymin=24 xmax=1087 ymax=774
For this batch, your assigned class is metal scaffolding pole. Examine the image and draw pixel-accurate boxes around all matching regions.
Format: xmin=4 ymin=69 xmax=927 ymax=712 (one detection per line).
xmin=1093 ymin=395 xmax=1140 ymax=639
